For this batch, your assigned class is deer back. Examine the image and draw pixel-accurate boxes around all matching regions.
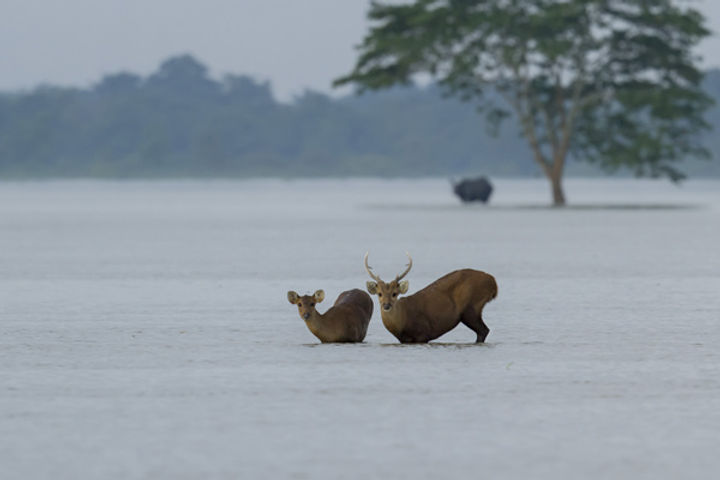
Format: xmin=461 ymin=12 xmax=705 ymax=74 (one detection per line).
xmin=316 ymin=289 xmax=373 ymax=342
xmin=395 ymin=269 xmax=497 ymax=341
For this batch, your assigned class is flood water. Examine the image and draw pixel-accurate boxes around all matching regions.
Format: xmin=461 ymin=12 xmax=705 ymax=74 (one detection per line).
xmin=1 ymin=178 xmax=719 ymax=479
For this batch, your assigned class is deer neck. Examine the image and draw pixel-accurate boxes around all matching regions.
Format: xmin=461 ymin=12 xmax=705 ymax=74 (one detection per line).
xmin=380 ymin=298 xmax=408 ymax=334
xmin=305 ymin=310 xmax=328 ymax=337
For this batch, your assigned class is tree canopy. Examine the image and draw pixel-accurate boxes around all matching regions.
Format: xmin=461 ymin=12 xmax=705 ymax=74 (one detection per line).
xmin=1 ymin=53 xmax=719 ymax=183
xmin=335 ymin=0 xmax=714 ymax=205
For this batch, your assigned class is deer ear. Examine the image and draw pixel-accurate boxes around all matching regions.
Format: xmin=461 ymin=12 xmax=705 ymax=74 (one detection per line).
xmin=366 ymin=281 xmax=378 ymax=294
xmin=398 ymin=280 xmax=409 ymax=294
xmin=287 ymin=291 xmax=299 ymax=304
xmin=314 ymin=290 xmax=325 ymax=303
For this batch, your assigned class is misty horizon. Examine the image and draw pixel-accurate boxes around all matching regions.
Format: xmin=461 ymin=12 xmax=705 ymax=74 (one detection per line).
xmin=3 ymin=0 xmax=720 ymax=101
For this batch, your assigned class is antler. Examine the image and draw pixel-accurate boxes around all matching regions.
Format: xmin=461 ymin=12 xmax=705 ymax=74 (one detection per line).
xmin=364 ymin=252 xmax=382 ymax=282
xmin=395 ymin=252 xmax=413 ymax=281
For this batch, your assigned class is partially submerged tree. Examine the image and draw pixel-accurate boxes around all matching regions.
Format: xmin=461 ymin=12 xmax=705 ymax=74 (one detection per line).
xmin=335 ymin=0 xmax=713 ymax=206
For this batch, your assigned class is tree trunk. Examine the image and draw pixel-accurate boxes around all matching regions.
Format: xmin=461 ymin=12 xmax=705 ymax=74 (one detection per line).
xmin=549 ymin=170 xmax=566 ymax=207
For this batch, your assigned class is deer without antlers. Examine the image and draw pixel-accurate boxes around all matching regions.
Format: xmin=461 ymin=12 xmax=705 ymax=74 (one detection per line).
xmin=364 ymin=252 xmax=497 ymax=343
xmin=287 ymin=288 xmax=373 ymax=343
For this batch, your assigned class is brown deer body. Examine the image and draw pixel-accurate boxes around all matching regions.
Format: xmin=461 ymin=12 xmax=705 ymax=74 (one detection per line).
xmin=287 ymin=288 xmax=373 ymax=343
xmin=365 ymin=253 xmax=497 ymax=343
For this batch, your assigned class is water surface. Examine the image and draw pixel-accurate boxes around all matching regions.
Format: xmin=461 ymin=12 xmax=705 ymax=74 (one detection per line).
xmin=1 ymin=178 xmax=719 ymax=479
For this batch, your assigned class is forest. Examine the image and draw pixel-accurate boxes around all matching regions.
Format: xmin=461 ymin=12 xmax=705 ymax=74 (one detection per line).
xmin=1 ymin=54 xmax=718 ymax=178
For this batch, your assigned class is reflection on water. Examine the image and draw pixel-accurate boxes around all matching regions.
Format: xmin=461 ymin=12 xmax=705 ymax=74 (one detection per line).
xmin=302 ymin=342 xmax=495 ymax=349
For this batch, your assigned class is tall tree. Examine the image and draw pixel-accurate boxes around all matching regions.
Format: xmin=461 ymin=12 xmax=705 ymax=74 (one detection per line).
xmin=335 ymin=0 xmax=713 ymax=206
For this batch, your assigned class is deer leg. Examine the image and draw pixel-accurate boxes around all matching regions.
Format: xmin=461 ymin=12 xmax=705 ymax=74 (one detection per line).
xmin=460 ymin=307 xmax=490 ymax=343
xmin=474 ymin=317 xmax=490 ymax=343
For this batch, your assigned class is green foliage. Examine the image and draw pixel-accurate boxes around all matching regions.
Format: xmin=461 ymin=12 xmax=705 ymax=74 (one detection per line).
xmin=0 ymin=50 xmax=719 ymax=180
xmin=336 ymin=0 xmax=714 ymax=193
xmin=0 ymin=54 xmax=537 ymax=178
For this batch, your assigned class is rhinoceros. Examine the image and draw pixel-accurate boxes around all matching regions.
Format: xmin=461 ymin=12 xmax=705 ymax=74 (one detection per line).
xmin=452 ymin=176 xmax=493 ymax=203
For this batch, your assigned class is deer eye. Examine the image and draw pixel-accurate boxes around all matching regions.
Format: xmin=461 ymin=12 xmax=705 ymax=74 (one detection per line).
xmin=378 ymin=293 xmax=383 ymax=297
xmin=392 ymin=293 xmax=397 ymax=297
xmin=298 ymin=303 xmax=302 ymax=307
xmin=310 ymin=303 xmax=315 ymax=307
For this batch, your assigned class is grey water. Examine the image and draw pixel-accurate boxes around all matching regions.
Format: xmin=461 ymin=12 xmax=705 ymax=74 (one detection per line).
xmin=1 ymin=178 xmax=719 ymax=479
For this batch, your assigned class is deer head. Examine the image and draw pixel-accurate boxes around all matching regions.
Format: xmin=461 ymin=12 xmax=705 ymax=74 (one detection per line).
xmin=287 ymin=289 xmax=325 ymax=320
xmin=364 ymin=252 xmax=412 ymax=312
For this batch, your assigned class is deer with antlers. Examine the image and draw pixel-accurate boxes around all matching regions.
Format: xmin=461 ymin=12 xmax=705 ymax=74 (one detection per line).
xmin=364 ymin=253 xmax=497 ymax=343
xmin=287 ymin=288 xmax=373 ymax=343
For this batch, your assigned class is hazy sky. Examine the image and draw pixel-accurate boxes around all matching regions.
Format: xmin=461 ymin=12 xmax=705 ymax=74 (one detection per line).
xmin=2 ymin=0 xmax=720 ymax=101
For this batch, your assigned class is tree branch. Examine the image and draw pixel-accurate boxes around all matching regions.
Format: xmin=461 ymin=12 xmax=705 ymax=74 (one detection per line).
xmin=501 ymin=68 xmax=552 ymax=177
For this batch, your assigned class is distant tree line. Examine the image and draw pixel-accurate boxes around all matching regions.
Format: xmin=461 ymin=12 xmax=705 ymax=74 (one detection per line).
xmin=0 ymin=54 xmax=718 ymax=179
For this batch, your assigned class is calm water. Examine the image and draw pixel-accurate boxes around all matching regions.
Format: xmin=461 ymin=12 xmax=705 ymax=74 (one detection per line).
xmin=1 ymin=178 xmax=719 ymax=479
